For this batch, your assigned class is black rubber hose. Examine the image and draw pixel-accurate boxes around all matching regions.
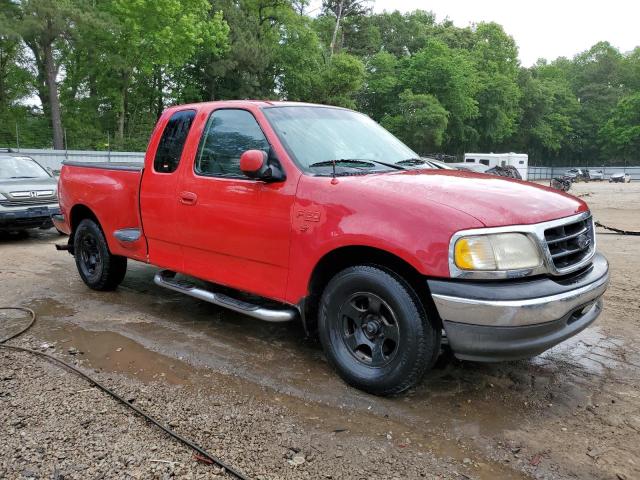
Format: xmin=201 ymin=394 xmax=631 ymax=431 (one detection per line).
xmin=595 ymin=221 xmax=640 ymax=236
xmin=0 ymin=307 xmax=251 ymax=480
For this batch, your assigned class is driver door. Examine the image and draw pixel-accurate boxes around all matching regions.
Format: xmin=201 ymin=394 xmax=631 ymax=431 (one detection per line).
xmin=176 ymin=108 xmax=294 ymax=301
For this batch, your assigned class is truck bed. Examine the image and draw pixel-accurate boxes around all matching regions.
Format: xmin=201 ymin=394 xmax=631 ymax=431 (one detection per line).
xmin=62 ymin=161 xmax=143 ymax=171
xmin=58 ymin=161 xmax=148 ymax=261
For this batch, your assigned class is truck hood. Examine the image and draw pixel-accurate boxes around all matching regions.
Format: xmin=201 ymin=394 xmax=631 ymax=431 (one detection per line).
xmin=0 ymin=177 xmax=58 ymax=198
xmin=354 ymin=169 xmax=588 ymax=227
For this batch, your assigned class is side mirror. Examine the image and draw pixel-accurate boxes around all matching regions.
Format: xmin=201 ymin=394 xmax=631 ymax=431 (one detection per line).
xmin=240 ymin=150 xmax=269 ymax=179
xmin=240 ymin=149 xmax=285 ymax=182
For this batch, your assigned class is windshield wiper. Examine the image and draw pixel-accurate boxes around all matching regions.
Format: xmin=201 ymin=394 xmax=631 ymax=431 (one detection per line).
xmin=396 ymin=158 xmax=427 ymax=166
xmin=309 ymin=159 xmax=405 ymax=171
xmin=9 ymin=176 xmax=38 ymax=179
xmin=309 ymin=159 xmax=375 ymax=169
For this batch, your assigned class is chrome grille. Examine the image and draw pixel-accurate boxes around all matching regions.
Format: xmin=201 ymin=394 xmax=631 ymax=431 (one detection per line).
xmin=0 ymin=197 xmax=58 ymax=207
xmin=544 ymin=214 xmax=594 ymax=271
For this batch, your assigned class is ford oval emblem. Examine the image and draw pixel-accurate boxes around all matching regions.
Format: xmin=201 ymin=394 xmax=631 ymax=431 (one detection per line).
xmin=576 ymin=234 xmax=591 ymax=249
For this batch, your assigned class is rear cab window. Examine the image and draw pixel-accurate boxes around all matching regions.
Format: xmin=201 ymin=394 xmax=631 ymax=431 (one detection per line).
xmin=153 ymin=110 xmax=196 ymax=173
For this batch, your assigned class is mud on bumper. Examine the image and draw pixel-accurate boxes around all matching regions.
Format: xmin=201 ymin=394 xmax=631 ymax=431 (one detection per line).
xmin=427 ymin=253 xmax=609 ymax=362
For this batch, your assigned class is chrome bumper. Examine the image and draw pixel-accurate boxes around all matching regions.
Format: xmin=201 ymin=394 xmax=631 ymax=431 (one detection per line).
xmin=427 ymin=253 xmax=609 ymax=361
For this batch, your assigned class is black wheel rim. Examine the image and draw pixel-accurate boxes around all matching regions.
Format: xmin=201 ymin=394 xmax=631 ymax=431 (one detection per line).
xmin=339 ymin=292 xmax=400 ymax=367
xmin=78 ymin=232 xmax=102 ymax=279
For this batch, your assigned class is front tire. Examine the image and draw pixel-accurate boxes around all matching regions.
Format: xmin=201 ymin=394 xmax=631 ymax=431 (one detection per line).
xmin=318 ymin=266 xmax=440 ymax=395
xmin=74 ymin=218 xmax=127 ymax=291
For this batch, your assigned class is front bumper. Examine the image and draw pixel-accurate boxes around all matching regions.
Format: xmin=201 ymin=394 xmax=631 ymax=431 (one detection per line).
xmin=0 ymin=205 xmax=61 ymax=230
xmin=427 ymin=253 xmax=609 ymax=361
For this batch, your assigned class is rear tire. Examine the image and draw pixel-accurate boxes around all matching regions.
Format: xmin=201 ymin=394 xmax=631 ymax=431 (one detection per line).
xmin=73 ymin=218 xmax=127 ymax=291
xmin=318 ymin=265 xmax=440 ymax=395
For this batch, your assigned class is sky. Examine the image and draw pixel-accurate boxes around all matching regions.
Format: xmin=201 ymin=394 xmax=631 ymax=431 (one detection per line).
xmin=367 ymin=0 xmax=639 ymax=66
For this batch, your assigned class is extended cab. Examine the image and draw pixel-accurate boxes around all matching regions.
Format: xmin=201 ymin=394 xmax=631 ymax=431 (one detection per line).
xmin=55 ymin=101 xmax=609 ymax=395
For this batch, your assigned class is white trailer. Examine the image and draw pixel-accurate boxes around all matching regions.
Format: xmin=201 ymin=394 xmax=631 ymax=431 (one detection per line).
xmin=463 ymin=153 xmax=529 ymax=180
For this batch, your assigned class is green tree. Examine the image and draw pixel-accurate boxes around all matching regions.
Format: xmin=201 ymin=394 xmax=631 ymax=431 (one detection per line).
xmin=514 ymin=63 xmax=578 ymax=162
xmin=321 ymin=0 xmax=371 ymax=55
xmin=367 ymin=10 xmax=436 ymax=57
xmin=0 ymin=32 xmax=31 ymax=110
xmin=313 ymin=52 xmax=365 ymax=108
xmin=359 ymin=51 xmax=399 ymax=120
xmin=566 ymin=42 xmax=625 ymax=162
xmin=470 ymin=23 xmax=521 ymax=148
xmin=599 ymin=93 xmax=640 ymax=160
xmin=0 ymin=27 xmax=40 ymax=148
xmin=174 ymin=0 xmax=298 ymax=104
xmin=275 ymin=12 xmax=325 ymax=101
xmin=99 ymin=0 xmax=228 ymax=143
xmin=400 ymin=39 xmax=479 ymax=151
xmin=381 ymin=89 xmax=448 ymax=154
xmin=1 ymin=0 xmax=87 ymax=149
xmin=621 ymin=47 xmax=640 ymax=91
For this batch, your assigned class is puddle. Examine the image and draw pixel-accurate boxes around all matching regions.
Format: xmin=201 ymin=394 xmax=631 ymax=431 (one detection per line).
xmin=42 ymin=324 xmax=192 ymax=385
xmin=535 ymin=325 xmax=638 ymax=375
xmin=29 ymin=298 xmax=77 ymax=319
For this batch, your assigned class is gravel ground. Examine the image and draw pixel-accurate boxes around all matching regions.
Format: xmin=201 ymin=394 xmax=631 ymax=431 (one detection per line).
xmin=0 ymin=342 xmax=463 ymax=480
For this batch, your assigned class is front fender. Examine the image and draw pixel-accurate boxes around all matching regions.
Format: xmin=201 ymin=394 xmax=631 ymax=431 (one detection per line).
xmin=284 ymin=175 xmax=484 ymax=304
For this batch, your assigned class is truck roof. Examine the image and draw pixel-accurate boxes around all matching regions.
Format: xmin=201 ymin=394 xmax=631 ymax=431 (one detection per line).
xmin=164 ymin=100 xmax=347 ymax=112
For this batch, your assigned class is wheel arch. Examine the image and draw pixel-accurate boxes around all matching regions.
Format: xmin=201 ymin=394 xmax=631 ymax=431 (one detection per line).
xmin=301 ymin=245 xmax=441 ymax=336
xmin=70 ymin=204 xmax=100 ymax=233
xmin=67 ymin=204 xmax=101 ymax=253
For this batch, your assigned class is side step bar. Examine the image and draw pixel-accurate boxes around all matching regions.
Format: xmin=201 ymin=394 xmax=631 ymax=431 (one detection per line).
xmin=153 ymin=270 xmax=297 ymax=323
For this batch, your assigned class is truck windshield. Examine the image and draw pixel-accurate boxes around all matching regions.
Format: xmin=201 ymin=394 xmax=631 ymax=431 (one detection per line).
xmin=0 ymin=157 xmax=50 ymax=179
xmin=263 ymin=106 xmax=422 ymax=175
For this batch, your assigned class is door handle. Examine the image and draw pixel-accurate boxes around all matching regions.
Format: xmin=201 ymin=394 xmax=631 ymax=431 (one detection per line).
xmin=179 ymin=191 xmax=198 ymax=206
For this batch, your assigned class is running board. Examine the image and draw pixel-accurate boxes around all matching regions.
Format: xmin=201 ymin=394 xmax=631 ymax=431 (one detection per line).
xmin=153 ymin=270 xmax=297 ymax=323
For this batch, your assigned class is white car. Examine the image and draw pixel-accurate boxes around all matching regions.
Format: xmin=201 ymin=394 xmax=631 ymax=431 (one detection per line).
xmin=609 ymin=172 xmax=631 ymax=183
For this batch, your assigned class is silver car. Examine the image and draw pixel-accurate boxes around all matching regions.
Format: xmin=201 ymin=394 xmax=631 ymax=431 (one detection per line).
xmin=0 ymin=155 xmax=60 ymax=232
xmin=588 ymin=169 xmax=605 ymax=181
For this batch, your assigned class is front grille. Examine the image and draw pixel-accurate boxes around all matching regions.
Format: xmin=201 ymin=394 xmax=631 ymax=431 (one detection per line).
xmin=544 ymin=215 xmax=594 ymax=271
xmin=0 ymin=197 xmax=57 ymax=207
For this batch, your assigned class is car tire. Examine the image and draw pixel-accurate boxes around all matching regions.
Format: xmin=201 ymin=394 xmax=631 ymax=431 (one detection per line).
xmin=73 ymin=218 xmax=127 ymax=291
xmin=318 ymin=265 xmax=440 ymax=395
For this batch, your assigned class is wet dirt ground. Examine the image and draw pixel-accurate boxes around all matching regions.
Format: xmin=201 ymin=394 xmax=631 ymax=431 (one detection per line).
xmin=1 ymin=181 xmax=639 ymax=479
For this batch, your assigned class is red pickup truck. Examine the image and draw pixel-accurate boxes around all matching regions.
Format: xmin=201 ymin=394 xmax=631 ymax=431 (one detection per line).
xmin=54 ymin=101 xmax=609 ymax=395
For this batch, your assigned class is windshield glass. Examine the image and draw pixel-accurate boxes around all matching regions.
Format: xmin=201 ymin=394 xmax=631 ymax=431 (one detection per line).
xmin=263 ymin=106 xmax=423 ymax=174
xmin=0 ymin=157 xmax=50 ymax=179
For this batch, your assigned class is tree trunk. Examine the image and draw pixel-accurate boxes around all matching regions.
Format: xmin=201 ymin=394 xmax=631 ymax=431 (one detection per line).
xmin=155 ymin=67 xmax=163 ymax=119
xmin=43 ymin=41 xmax=64 ymax=149
xmin=0 ymin=47 xmax=9 ymax=107
xmin=24 ymin=39 xmax=51 ymax=136
xmin=117 ymin=73 xmax=129 ymax=141
xmin=330 ymin=1 xmax=344 ymax=56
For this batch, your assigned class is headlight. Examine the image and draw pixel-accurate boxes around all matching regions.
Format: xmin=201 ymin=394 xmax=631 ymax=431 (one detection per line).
xmin=454 ymin=233 xmax=542 ymax=271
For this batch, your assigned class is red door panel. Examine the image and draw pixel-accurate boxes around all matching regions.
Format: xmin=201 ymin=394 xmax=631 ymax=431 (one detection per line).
xmin=177 ymin=176 xmax=293 ymax=300
xmin=176 ymin=108 xmax=296 ymax=301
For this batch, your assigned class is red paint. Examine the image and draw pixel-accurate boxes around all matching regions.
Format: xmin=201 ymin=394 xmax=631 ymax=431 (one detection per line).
xmin=239 ymin=150 xmax=266 ymax=174
xmin=57 ymin=100 xmax=589 ymax=306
